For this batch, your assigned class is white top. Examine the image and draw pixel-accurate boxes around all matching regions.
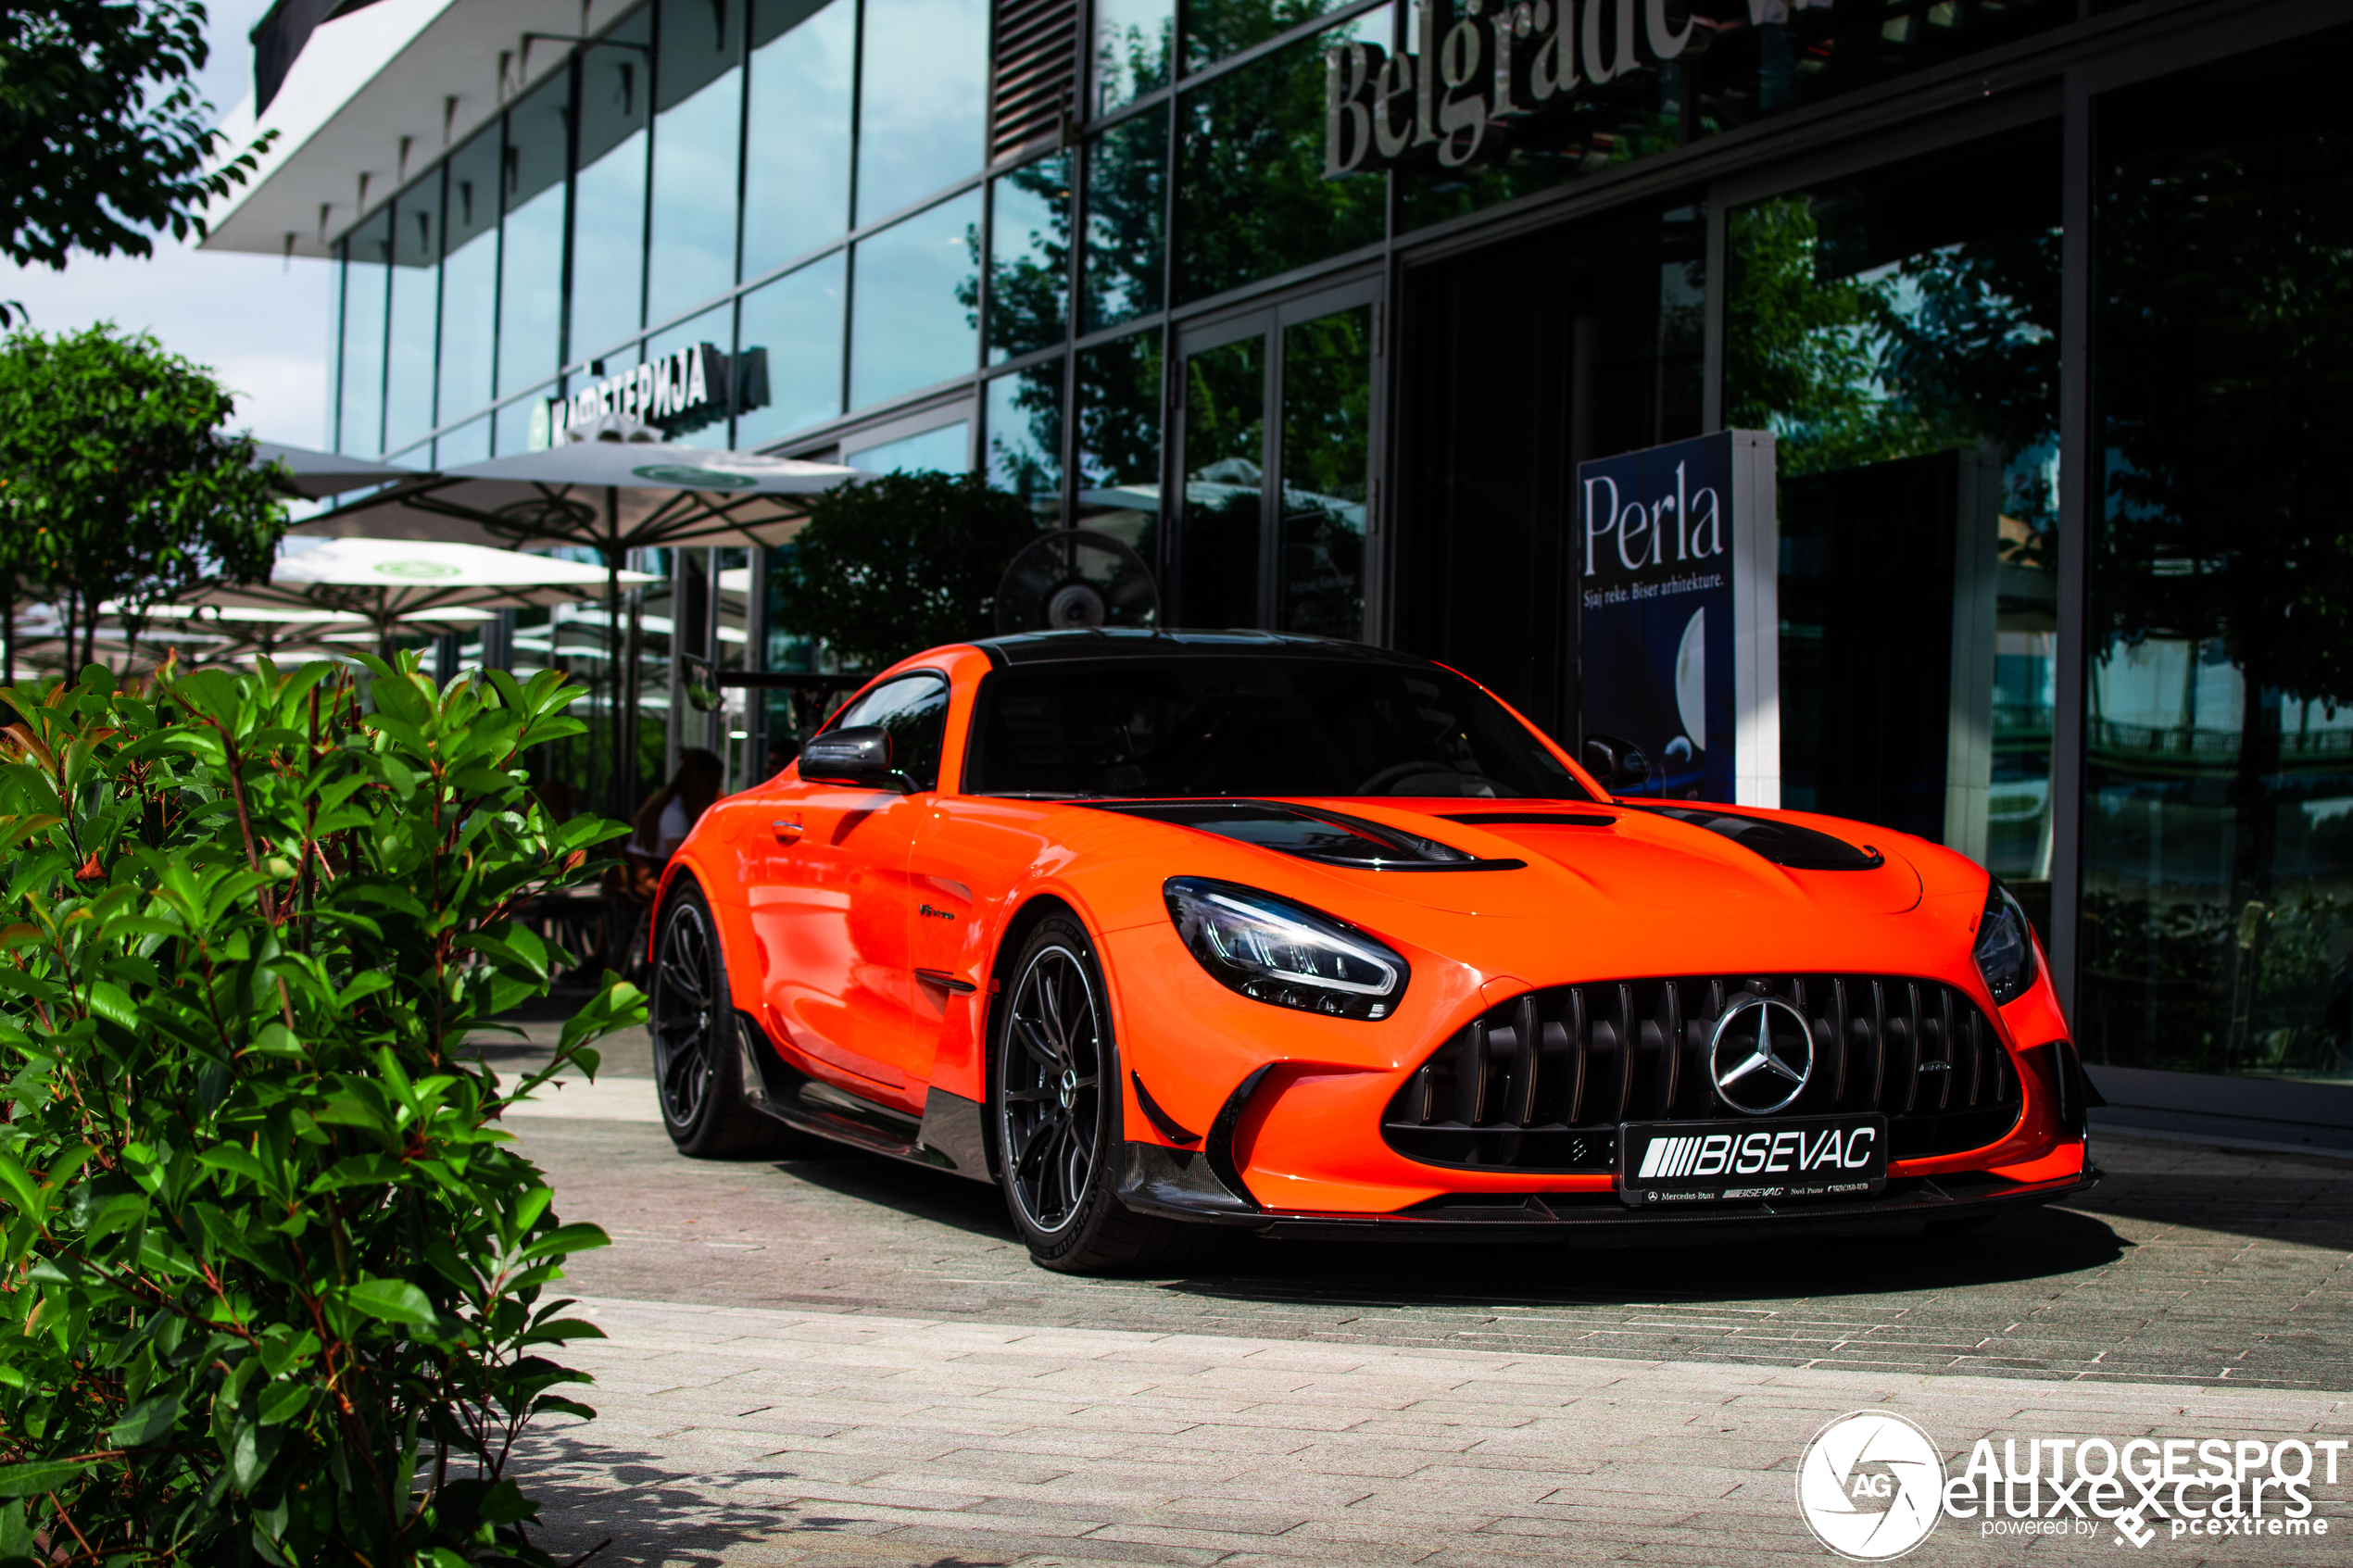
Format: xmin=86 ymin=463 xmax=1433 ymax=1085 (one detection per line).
xmin=629 ymin=797 xmax=691 ymax=860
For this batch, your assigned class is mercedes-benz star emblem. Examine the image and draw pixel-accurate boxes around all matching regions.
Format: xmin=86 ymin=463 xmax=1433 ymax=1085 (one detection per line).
xmin=1709 ymin=995 xmax=1816 ymax=1114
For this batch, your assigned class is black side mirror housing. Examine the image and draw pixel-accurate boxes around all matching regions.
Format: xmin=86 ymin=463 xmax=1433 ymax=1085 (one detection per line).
xmin=1582 ymin=733 xmax=1652 ymax=793
xmin=797 ymin=726 xmax=903 ymax=790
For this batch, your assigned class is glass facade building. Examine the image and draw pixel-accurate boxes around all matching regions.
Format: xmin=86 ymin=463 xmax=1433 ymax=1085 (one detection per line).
xmin=311 ymin=0 xmax=2353 ymax=1136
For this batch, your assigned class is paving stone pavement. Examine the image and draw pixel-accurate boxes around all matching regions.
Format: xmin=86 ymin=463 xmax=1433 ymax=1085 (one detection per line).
xmin=485 ymin=1021 xmax=2353 ymax=1566
xmin=520 ymin=1297 xmax=2353 ymax=1568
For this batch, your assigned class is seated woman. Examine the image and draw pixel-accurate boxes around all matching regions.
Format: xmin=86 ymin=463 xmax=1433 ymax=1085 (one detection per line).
xmin=620 ymin=748 xmax=724 ymax=904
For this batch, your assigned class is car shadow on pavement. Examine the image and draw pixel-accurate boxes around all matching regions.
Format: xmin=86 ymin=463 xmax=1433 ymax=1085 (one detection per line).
xmin=1167 ymin=1202 xmax=2133 ymax=1309
xmin=518 ymin=1430 xmax=1013 ymax=1568
xmin=769 ymin=1150 xmax=1025 ymax=1240
xmin=769 ymin=1143 xmax=2137 ymax=1304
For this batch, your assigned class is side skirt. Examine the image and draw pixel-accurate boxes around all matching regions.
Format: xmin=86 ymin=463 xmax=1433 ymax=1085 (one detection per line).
xmin=732 ymin=1010 xmax=991 ymax=1181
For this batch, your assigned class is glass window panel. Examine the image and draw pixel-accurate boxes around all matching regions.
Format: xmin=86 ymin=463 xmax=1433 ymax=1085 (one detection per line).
xmin=743 ymin=0 xmax=854 ymax=277
xmin=384 ymin=176 xmax=442 ymax=454
xmin=500 ymin=70 xmax=571 ymax=393
xmin=337 ymin=210 xmax=390 ymax=455
xmin=1278 ymin=305 xmax=1369 ymax=640
xmin=848 ymin=190 xmax=982 ymax=411
xmin=1076 ymin=330 xmax=1162 ymax=566
xmin=2082 ymin=35 xmax=2353 ymax=1081
xmin=1092 ymin=0 xmax=1171 ymax=115
xmin=497 ymin=383 xmax=559 ymax=455
xmin=1185 ymin=0 xmax=1353 ymax=74
xmin=648 ymin=0 xmax=743 ymax=324
xmin=986 ymin=363 xmax=1062 ymax=522
xmin=1175 ymin=19 xmax=1385 ymax=305
xmin=436 ymin=127 xmax=501 ymax=427
xmin=434 ymin=416 xmax=490 ymax=468
xmin=854 ymin=0 xmax=987 ymax=222
xmin=1726 ymin=128 xmax=2057 ymax=886
xmin=1176 ymin=333 xmax=1259 ymax=628
xmin=571 ymin=12 xmax=654 ymax=365
xmin=845 ymin=421 xmax=971 ymax=473
xmin=646 ymin=304 xmax=734 ymax=447
xmin=988 ymin=153 xmax=1069 ymax=363
xmin=735 ymin=253 xmax=846 ymax=445
xmin=1082 ymin=111 xmax=1164 ymax=333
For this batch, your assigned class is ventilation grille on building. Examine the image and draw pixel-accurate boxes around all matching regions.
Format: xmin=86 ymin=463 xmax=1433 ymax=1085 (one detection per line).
xmin=1382 ymin=973 xmax=2023 ymax=1173
xmin=990 ymin=0 xmax=1077 ymax=161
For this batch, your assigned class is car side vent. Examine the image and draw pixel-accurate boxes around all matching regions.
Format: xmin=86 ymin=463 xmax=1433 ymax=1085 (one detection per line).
xmin=1382 ymin=974 xmax=2021 ymax=1173
xmin=990 ymin=0 xmax=1076 ymax=160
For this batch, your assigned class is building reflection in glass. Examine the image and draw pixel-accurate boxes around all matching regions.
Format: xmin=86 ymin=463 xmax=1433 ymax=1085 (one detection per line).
xmin=2082 ymin=36 xmax=2353 ymax=1081
xmin=1728 ymin=122 xmax=2061 ymax=917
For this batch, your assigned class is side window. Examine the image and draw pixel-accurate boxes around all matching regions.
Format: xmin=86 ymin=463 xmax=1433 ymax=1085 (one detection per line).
xmin=829 ymin=673 xmax=951 ymax=791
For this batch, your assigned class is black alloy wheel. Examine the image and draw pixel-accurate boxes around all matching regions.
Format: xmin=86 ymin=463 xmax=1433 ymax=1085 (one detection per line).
xmin=1000 ymin=935 xmax=1106 ymax=1234
xmin=648 ymin=883 xmax=805 ymax=1158
xmin=991 ymin=912 xmax=1221 ymax=1273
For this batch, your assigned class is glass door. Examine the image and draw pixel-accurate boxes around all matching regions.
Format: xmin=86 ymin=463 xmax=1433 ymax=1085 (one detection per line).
xmin=1172 ymin=278 xmax=1379 ymax=639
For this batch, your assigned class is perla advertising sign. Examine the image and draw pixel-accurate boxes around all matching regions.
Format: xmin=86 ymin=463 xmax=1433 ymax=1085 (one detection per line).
xmin=1578 ymin=430 xmax=1778 ymax=807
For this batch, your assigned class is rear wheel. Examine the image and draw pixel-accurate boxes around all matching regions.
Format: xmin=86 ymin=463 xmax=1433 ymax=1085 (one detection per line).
xmin=991 ymin=913 xmax=1220 ymax=1273
xmin=649 ymin=883 xmax=815 ymax=1159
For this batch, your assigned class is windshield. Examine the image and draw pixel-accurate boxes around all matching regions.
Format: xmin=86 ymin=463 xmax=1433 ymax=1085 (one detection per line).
xmin=963 ymin=657 xmax=1592 ymax=800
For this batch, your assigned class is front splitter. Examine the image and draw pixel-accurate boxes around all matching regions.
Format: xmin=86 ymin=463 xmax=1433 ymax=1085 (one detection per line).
xmin=1116 ymin=1139 xmax=2100 ymax=1247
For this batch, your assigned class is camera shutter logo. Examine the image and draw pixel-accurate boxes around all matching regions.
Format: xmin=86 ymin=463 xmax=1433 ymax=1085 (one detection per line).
xmin=1710 ymin=994 xmax=1814 ymax=1114
xmin=1796 ymin=1411 xmax=1944 ymax=1561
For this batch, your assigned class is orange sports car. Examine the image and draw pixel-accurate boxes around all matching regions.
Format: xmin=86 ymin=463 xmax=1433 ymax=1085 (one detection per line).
xmin=648 ymin=631 xmax=2098 ymax=1272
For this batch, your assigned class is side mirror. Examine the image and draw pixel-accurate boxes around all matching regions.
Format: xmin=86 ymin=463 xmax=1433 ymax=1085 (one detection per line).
xmin=798 ymin=725 xmax=903 ymax=790
xmin=1583 ymin=733 xmax=1652 ymax=793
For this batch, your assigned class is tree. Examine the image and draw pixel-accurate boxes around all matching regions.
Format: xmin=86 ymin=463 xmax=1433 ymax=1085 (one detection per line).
xmin=769 ymin=471 xmax=1049 ymax=671
xmin=0 ymin=1 xmax=273 ymax=314
xmin=0 ymin=324 xmax=287 ymax=671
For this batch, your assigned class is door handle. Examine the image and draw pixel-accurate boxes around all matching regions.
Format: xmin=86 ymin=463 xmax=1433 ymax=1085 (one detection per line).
xmin=771 ymin=815 xmax=803 ymax=844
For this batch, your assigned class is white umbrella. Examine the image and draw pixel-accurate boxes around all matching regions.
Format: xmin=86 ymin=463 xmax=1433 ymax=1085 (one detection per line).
xmin=295 ymin=438 xmax=862 ymax=554
xmin=292 ymin=436 xmax=863 ymax=811
xmin=166 ymin=537 xmax=657 ymax=654
xmin=252 ymin=441 xmax=426 ymax=501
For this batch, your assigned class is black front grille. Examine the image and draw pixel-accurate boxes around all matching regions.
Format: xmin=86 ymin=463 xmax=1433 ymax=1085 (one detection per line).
xmin=1383 ymin=974 xmax=2021 ymax=1173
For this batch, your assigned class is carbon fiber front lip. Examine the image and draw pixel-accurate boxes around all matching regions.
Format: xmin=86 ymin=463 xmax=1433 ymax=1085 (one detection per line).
xmin=1117 ymin=1138 xmax=2099 ymax=1242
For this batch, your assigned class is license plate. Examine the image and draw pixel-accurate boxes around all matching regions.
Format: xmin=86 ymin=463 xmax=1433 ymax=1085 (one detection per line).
xmin=1617 ymin=1114 xmax=1887 ymax=1208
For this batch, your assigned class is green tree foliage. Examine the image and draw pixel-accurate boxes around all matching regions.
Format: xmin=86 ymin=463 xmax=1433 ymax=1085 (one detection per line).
xmin=0 ymin=324 xmax=287 ymax=670
xmin=769 ymin=471 xmax=1050 ymax=671
xmin=1723 ymin=194 xmax=2061 ymax=552
xmin=0 ymin=1 xmax=273 ymax=292
xmin=0 ymin=656 xmax=639 ymax=1566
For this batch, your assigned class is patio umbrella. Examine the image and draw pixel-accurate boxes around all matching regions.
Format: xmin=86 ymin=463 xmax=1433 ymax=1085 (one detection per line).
xmin=251 ymin=441 xmax=425 ymax=500
xmin=173 ymin=537 xmax=658 ymax=656
xmin=293 ymin=435 xmax=864 ymax=810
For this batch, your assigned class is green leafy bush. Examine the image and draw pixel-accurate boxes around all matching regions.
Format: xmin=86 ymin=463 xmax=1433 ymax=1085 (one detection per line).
xmin=0 ymin=657 xmax=641 ymax=1567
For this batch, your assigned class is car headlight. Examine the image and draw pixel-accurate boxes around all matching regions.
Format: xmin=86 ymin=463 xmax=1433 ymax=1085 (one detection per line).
xmin=1974 ymin=876 xmax=2039 ymax=1006
xmin=1164 ymin=877 xmax=1408 ymax=1020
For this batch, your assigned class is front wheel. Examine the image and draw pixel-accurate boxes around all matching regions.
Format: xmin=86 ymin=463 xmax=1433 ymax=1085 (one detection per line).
xmin=649 ymin=882 xmax=817 ymax=1159
xmin=991 ymin=913 xmax=1219 ymax=1273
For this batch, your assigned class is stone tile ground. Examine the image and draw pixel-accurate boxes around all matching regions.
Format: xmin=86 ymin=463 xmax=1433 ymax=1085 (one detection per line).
xmin=492 ymin=1024 xmax=2353 ymax=1566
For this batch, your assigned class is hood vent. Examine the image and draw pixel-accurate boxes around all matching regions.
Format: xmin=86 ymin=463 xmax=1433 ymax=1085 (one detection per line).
xmin=1086 ymin=799 xmax=1525 ymax=872
xmin=1618 ymin=803 xmax=1885 ymax=871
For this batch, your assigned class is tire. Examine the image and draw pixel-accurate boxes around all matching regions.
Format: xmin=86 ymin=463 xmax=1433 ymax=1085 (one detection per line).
xmin=648 ymin=882 xmax=816 ymax=1159
xmin=990 ymin=912 xmax=1222 ymax=1274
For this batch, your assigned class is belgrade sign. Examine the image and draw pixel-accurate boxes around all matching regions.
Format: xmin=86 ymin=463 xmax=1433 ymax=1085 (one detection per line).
xmin=1325 ymin=0 xmax=1703 ymax=173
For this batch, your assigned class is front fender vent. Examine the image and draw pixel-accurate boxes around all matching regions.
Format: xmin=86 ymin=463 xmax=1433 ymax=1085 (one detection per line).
xmin=1383 ymin=974 xmax=2020 ymax=1173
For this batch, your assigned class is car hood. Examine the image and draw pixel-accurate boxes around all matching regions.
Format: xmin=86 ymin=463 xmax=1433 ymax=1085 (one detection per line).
xmin=1072 ymin=796 xmax=1960 ymax=985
